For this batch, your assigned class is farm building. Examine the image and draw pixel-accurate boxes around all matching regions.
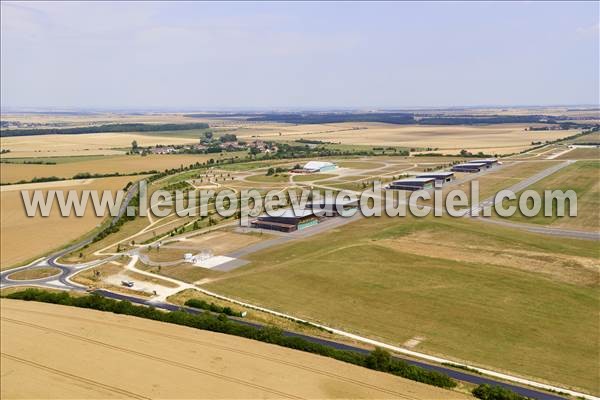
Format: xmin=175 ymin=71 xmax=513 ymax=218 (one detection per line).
xmin=251 ymin=209 xmax=322 ymax=232
xmin=468 ymin=158 xmax=498 ymax=168
xmin=416 ymin=171 xmax=455 ymax=185
xmin=387 ymin=177 xmax=435 ymax=191
xmin=451 ymin=162 xmax=487 ymax=173
xmin=305 ymin=198 xmax=359 ymax=217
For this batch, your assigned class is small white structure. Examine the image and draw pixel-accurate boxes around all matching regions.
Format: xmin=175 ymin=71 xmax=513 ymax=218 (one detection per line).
xmin=194 ymin=255 xmax=236 ymax=269
xmin=183 ymin=253 xmax=193 ymax=261
xmin=302 ymin=161 xmax=337 ymax=173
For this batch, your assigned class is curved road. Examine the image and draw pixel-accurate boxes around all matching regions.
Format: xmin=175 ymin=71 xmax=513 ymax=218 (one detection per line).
xmin=2 ymin=161 xmax=598 ymax=400
xmin=1 ymin=260 xmax=583 ymax=400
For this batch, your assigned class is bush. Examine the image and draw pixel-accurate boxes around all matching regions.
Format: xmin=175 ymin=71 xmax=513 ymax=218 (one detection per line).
xmin=184 ymin=298 xmax=244 ymax=317
xmin=472 ymin=384 xmax=529 ymax=400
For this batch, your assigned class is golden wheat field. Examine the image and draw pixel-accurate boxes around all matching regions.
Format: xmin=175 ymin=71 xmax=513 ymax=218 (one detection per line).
xmin=223 ymin=122 xmax=579 ymax=154
xmin=0 ymin=132 xmax=199 ymax=158
xmin=0 ymin=176 xmax=136 ymax=268
xmin=0 ymin=299 xmax=468 ymax=400
xmin=0 ymin=153 xmax=245 ymax=183
xmin=0 ymin=112 xmax=195 ymax=127
xmin=2 ymin=113 xmax=587 ymax=157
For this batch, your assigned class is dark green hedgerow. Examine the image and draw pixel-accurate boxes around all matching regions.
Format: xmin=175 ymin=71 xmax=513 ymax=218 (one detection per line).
xmin=184 ymin=298 xmax=244 ymax=317
xmin=5 ymin=289 xmax=456 ymax=389
xmin=472 ymin=384 xmax=530 ymax=400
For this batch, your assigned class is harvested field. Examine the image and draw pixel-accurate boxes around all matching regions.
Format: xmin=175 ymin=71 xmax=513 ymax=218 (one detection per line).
xmin=0 ymin=153 xmax=245 ymax=184
xmin=0 ymin=112 xmax=197 ymax=127
xmin=0 ymin=176 xmax=134 ymax=268
xmin=0 ymin=132 xmax=198 ymax=158
xmin=226 ymin=122 xmax=579 ymax=155
xmin=570 ymin=132 xmax=600 ymax=144
xmin=0 ymin=299 xmax=467 ymax=399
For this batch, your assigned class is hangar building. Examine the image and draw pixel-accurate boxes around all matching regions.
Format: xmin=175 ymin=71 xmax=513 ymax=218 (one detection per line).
xmin=416 ymin=171 xmax=455 ymax=185
xmin=468 ymin=158 xmax=498 ymax=168
xmin=387 ymin=177 xmax=435 ymax=191
xmin=305 ymin=198 xmax=359 ymax=217
xmin=451 ymin=162 xmax=487 ymax=173
xmin=251 ymin=209 xmax=321 ymax=232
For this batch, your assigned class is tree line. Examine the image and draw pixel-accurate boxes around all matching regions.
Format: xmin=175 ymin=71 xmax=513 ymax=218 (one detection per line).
xmin=0 ymin=123 xmax=210 ymax=137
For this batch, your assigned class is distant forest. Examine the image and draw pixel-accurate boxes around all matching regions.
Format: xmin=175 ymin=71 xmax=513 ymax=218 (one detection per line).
xmin=0 ymin=122 xmax=210 ymax=137
xmin=186 ymin=112 xmax=587 ymax=126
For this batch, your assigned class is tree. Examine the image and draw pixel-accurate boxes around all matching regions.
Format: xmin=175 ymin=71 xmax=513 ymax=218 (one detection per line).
xmin=131 ymin=140 xmax=139 ymax=153
xmin=219 ymin=133 xmax=237 ymax=142
xmin=365 ymin=348 xmax=392 ymax=372
xmin=249 ymin=146 xmax=261 ymax=156
xmin=472 ymin=384 xmax=527 ymax=400
xmin=217 ymin=313 xmax=228 ymax=322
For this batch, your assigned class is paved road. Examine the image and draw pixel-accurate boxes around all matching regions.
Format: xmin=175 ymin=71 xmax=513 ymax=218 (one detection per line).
xmin=2 ymin=160 xmax=597 ymax=400
xmin=1 ymin=252 xmax=581 ymax=400
xmin=467 ymin=160 xmax=600 ymax=240
xmin=90 ymin=289 xmax=572 ymax=400
xmin=1 ymin=182 xmax=139 ymax=290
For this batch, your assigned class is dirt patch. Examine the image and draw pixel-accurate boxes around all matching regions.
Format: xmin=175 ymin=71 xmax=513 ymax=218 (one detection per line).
xmin=146 ymin=231 xmax=265 ymax=263
xmin=379 ymin=230 xmax=599 ymax=286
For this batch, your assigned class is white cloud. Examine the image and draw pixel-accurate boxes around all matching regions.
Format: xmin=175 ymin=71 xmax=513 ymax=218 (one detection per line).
xmin=576 ymin=23 xmax=600 ymax=38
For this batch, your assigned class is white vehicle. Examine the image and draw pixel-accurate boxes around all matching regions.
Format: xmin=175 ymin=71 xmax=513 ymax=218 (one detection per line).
xmin=121 ymin=280 xmax=134 ymax=288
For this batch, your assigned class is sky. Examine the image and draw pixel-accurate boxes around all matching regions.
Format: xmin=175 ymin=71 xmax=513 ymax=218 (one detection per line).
xmin=1 ymin=1 xmax=598 ymax=110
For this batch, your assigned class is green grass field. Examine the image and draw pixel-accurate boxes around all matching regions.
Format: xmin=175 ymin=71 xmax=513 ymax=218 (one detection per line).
xmin=205 ymin=214 xmax=599 ymax=394
xmin=558 ymin=147 xmax=600 ymax=160
xmin=245 ymin=173 xmax=290 ymax=183
xmin=496 ymin=160 xmax=599 ymax=231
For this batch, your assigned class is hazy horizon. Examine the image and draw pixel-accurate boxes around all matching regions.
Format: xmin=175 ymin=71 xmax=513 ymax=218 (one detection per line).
xmin=2 ymin=1 xmax=598 ymax=109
